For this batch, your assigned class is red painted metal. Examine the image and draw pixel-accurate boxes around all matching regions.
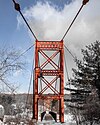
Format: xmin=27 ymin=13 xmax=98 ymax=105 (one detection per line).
xmin=33 ymin=40 xmax=64 ymax=122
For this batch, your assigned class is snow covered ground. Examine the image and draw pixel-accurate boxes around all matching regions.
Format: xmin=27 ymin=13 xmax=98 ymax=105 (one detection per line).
xmin=36 ymin=113 xmax=75 ymax=125
xmin=0 ymin=114 xmax=75 ymax=125
xmin=0 ymin=120 xmax=4 ymax=125
xmin=0 ymin=120 xmax=75 ymax=125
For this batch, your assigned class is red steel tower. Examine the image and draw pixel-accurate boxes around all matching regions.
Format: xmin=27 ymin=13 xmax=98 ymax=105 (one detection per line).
xmin=33 ymin=40 xmax=64 ymax=122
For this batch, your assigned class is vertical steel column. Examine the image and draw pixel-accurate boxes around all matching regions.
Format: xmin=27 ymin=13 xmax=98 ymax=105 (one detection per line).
xmin=59 ymin=45 xmax=64 ymax=123
xmin=33 ymin=40 xmax=38 ymax=120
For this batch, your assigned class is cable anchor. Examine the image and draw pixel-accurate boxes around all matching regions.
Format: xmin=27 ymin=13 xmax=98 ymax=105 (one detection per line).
xmin=12 ymin=0 xmax=20 ymax=11
xmin=83 ymin=0 xmax=89 ymax=5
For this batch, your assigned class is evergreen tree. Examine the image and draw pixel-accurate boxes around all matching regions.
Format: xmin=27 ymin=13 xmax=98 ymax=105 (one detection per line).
xmin=72 ymin=41 xmax=100 ymax=98
xmin=67 ymin=41 xmax=100 ymax=124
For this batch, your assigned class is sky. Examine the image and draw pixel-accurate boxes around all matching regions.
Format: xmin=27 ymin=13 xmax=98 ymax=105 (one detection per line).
xmin=0 ymin=0 xmax=100 ymax=93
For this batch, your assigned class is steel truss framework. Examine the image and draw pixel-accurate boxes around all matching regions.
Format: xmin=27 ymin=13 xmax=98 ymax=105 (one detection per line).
xmin=33 ymin=40 xmax=64 ymax=122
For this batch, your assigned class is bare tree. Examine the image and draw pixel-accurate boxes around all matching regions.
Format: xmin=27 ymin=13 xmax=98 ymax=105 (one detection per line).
xmin=0 ymin=46 xmax=24 ymax=93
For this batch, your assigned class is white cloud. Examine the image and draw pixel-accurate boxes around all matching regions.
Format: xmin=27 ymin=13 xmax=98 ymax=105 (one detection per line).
xmin=17 ymin=0 xmax=100 ymax=78
xmin=17 ymin=0 xmax=81 ymax=40
xmin=17 ymin=0 xmax=100 ymax=55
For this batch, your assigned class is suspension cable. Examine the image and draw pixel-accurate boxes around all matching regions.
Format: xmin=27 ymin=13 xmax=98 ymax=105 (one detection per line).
xmin=64 ymin=44 xmax=76 ymax=60
xmin=1 ymin=78 xmax=18 ymax=94
xmin=11 ymin=44 xmax=35 ymax=64
xmin=2 ymin=44 xmax=35 ymax=95
xmin=25 ymin=55 xmax=34 ymax=109
xmin=64 ymin=53 xmax=72 ymax=88
xmin=62 ymin=0 xmax=89 ymax=40
xmin=12 ymin=0 xmax=37 ymax=40
xmin=64 ymin=54 xmax=70 ymax=81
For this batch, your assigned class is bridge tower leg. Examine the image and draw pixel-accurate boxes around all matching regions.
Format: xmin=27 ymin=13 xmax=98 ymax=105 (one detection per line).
xmin=33 ymin=40 xmax=64 ymax=123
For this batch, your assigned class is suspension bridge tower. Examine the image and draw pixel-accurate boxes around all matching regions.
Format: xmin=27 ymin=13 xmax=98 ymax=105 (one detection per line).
xmin=33 ymin=40 xmax=64 ymax=122
xmin=12 ymin=0 xmax=89 ymax=123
